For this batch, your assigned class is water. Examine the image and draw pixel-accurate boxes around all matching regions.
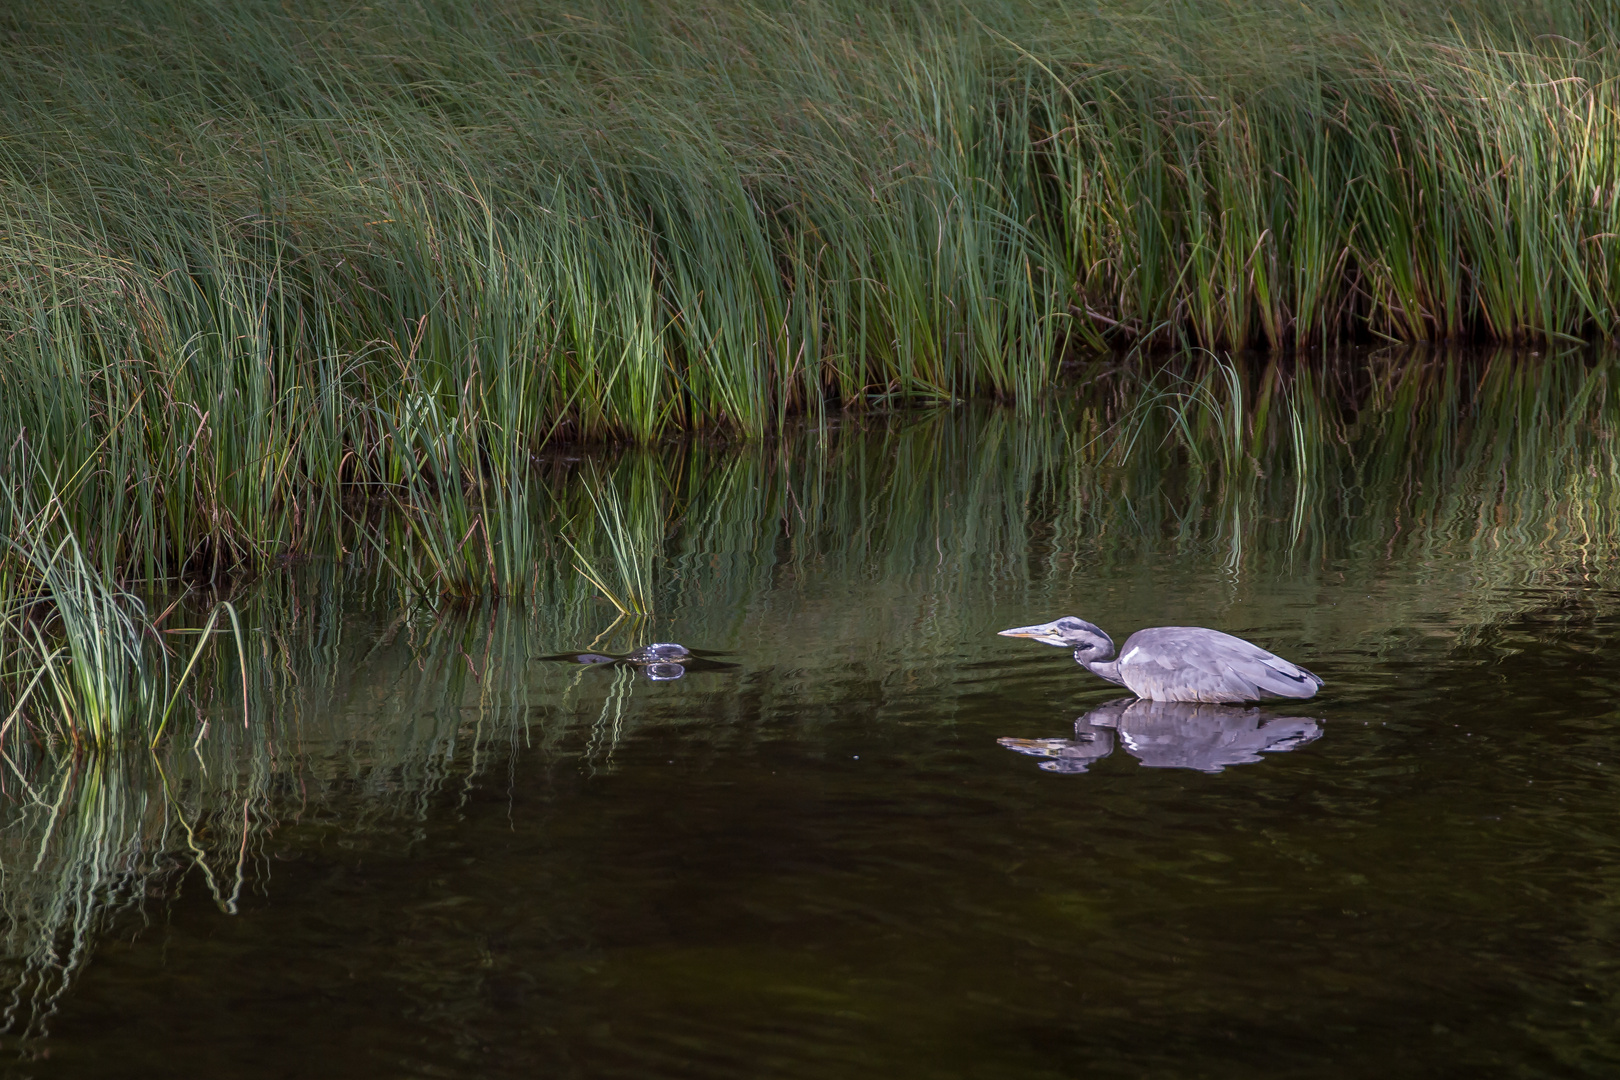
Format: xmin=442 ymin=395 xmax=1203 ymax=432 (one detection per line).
xmin=5 ymin=383 xmax=1620 ymax=1077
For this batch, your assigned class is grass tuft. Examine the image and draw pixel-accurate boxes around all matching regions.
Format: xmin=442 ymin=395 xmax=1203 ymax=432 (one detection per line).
xmin=5 ymin=0 xmax=1620 ymax=591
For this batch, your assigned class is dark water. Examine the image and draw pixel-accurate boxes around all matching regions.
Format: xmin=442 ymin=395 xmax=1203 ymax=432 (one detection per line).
xmin=6 ymin=394 xmax=1620 ymax=1078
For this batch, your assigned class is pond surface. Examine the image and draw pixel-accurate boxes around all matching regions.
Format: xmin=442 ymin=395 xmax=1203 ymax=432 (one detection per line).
xmin=6 ymin=377 xmax=1620 ymax=1078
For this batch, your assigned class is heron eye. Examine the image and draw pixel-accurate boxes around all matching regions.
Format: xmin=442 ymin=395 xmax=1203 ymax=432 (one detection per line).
xmin=1076 ymin=643 xmax=1092 ymax=651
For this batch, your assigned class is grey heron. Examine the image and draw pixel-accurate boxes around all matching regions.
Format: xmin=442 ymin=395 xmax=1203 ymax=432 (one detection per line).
xmin=998 ymin=617 xmax=1322 ymax=703
xmin=999 ymin=697 xmax=1322 ymax=774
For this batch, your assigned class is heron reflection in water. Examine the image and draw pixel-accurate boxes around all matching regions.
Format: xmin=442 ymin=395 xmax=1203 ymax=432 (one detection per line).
xmin=1000 ymin=698 xmax=1322 ymax=774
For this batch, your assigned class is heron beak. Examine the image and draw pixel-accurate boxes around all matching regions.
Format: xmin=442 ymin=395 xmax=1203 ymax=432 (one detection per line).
xmin=998 ymin=621 xmax=1062 ymax=643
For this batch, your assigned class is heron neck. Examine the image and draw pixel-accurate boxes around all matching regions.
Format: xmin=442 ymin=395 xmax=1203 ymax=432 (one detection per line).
xmin=1082 ymin=657 xmax=1125 ymax=685
xmin=1074 ymin=640 xmax=1123 ymax=686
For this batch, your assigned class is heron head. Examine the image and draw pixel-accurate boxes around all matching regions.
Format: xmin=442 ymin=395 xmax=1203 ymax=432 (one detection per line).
xmin=997 ymin=616 xmax=1112 ymax=653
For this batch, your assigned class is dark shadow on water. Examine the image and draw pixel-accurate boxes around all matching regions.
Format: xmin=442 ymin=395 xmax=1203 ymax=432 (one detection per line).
xmin=999 ymin=697 xmax=1323 ymax=774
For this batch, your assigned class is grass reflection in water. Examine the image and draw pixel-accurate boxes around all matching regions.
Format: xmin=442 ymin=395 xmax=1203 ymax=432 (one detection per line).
xmin=1 ymin=348 xmax=1620 ymax=1064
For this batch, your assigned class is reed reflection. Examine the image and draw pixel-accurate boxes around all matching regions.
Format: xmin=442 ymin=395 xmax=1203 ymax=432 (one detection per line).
xmin=999 ymin=699 xmax=1322 ymax=774
xmin=4 ymin=350 xmax=1619 ymax=1052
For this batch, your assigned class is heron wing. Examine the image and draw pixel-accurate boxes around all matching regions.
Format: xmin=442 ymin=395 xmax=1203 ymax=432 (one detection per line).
xmin=1117 ymin=627 xmax=1322 ymax=703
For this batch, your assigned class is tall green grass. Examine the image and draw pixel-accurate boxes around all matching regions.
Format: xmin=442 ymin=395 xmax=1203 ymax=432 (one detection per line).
xmin=0 ymin=462 xmax=247 ymax=750
xmin=6 ymin=0 xmax=1620 ymax=581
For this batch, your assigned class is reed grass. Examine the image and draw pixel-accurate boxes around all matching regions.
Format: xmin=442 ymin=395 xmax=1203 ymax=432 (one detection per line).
xmin=0 ymin=462 xmax=247 ymax=750
xmin=7 ymin=0 xmax=1620 ymax=584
